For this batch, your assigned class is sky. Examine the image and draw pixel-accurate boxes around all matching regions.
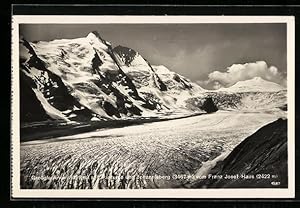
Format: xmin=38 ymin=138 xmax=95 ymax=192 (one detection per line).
xmin=20 ymin=23 xmax=287 ymax=89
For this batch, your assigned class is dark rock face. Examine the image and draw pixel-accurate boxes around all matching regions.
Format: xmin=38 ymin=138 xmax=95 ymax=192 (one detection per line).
xmin=103 ymin=101 xmax=121 ymax=118
xmin=143 ymin=58 xmax=168 ymax=92
xmin=200 ymin=97 xmax=218 ymax=113
xmin=154 ymin=73 xmax=168 ymax=91
xmin=185 ymin=97 xmax=218 ymax=113
xmin=279 ymin=104 xmax=287 ymax=111
xmin=114 ymin=45 xmax=168 ymax=92
xmin=91 ymin=50 xmax=103 ymax=70
xmin=192 ymin=118 xmax=288 ymax=188
xmin=173 ymin=74 xmax=192 ymax=89
xmin=20 ymin=71 xmax=51 ymax=123
xmin=107 ymin=45 xmax=146 ymax=102
xmin=113 ymin=45 xmax=137 ymax=66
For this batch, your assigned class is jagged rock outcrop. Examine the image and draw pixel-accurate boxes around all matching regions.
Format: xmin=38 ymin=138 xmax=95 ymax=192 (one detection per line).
xmin=200 ymin=97 xmax=218 ymax=113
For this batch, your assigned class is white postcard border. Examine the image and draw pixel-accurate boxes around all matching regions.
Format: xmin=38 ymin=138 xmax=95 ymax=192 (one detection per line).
xmin=11 ymin=15 xmax=295 ymax=199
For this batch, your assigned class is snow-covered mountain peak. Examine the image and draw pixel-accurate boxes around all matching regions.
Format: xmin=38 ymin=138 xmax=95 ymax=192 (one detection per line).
xmin=234 ymin=76 xmax=267 ymax=87
xmin=86 ymin=31 xmax=104 ymax=42
xmin=86 ymin=31 xmax=112 ymax=49
xmin=153 ymin=65 xmax=172 ymax=75
xmin=19 ymin=31 xmax=212 ymax=122
xmin=218 ymin=77 xmax=285 ymax=92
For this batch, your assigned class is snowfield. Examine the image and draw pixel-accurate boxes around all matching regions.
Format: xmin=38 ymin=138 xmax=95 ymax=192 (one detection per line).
xmin=20 ymin=110 xmax=284 ymax=189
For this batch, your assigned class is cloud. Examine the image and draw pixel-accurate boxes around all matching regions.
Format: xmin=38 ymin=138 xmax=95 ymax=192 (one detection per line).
xmin=150 ymin=45 xmax=216 ymax=80
xmin=198 ymin=61 xmax=286 ymax=89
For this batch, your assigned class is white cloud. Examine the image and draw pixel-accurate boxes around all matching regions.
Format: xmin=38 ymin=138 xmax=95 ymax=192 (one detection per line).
xmin=198 ymin=61 xmax=286 ymax=89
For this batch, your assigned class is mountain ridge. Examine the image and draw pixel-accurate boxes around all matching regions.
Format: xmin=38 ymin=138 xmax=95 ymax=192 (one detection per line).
xmin=217 ymin=77 xmax=285 ymax=92
xmin=19 ymin=31 xmax=211 ymax=123
xmin=19 ymin=31 xmax=287 ymax=123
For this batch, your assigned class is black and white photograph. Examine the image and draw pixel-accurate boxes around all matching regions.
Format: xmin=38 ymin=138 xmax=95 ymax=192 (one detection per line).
xmin=11 ymin=16 xmax=295 ymax=198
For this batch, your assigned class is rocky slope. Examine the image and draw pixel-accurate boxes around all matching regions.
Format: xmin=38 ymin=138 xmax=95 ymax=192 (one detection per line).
xmin=187 ymin=78 xmax=286 ymax=112
xmin=20 ymin=32 xmax=212 ymax=123
xmin=190 ymin=118 xmax=288 ymax=188
xmin=190 ymin=90 xmax=287 ymax=112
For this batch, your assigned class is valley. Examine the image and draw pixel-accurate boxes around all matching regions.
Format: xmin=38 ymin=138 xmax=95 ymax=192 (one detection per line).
xmin=20 ymin=110 xmax=284 ymax=189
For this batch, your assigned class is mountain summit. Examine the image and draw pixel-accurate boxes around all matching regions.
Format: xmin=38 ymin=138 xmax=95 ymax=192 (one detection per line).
xmin=218 ymin=77 xmax=285 ymax=92
xmin=19 ymin=31 xmax=208 ymax=123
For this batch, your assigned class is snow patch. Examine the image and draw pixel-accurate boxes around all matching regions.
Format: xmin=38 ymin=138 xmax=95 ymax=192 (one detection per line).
xmin=32 ymin=89 xmax=69 ymax=121
xmin=194 ymin=150 xmax=231 ymax=177
xmin=91 ymin=116 xmax=101 ymax=121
